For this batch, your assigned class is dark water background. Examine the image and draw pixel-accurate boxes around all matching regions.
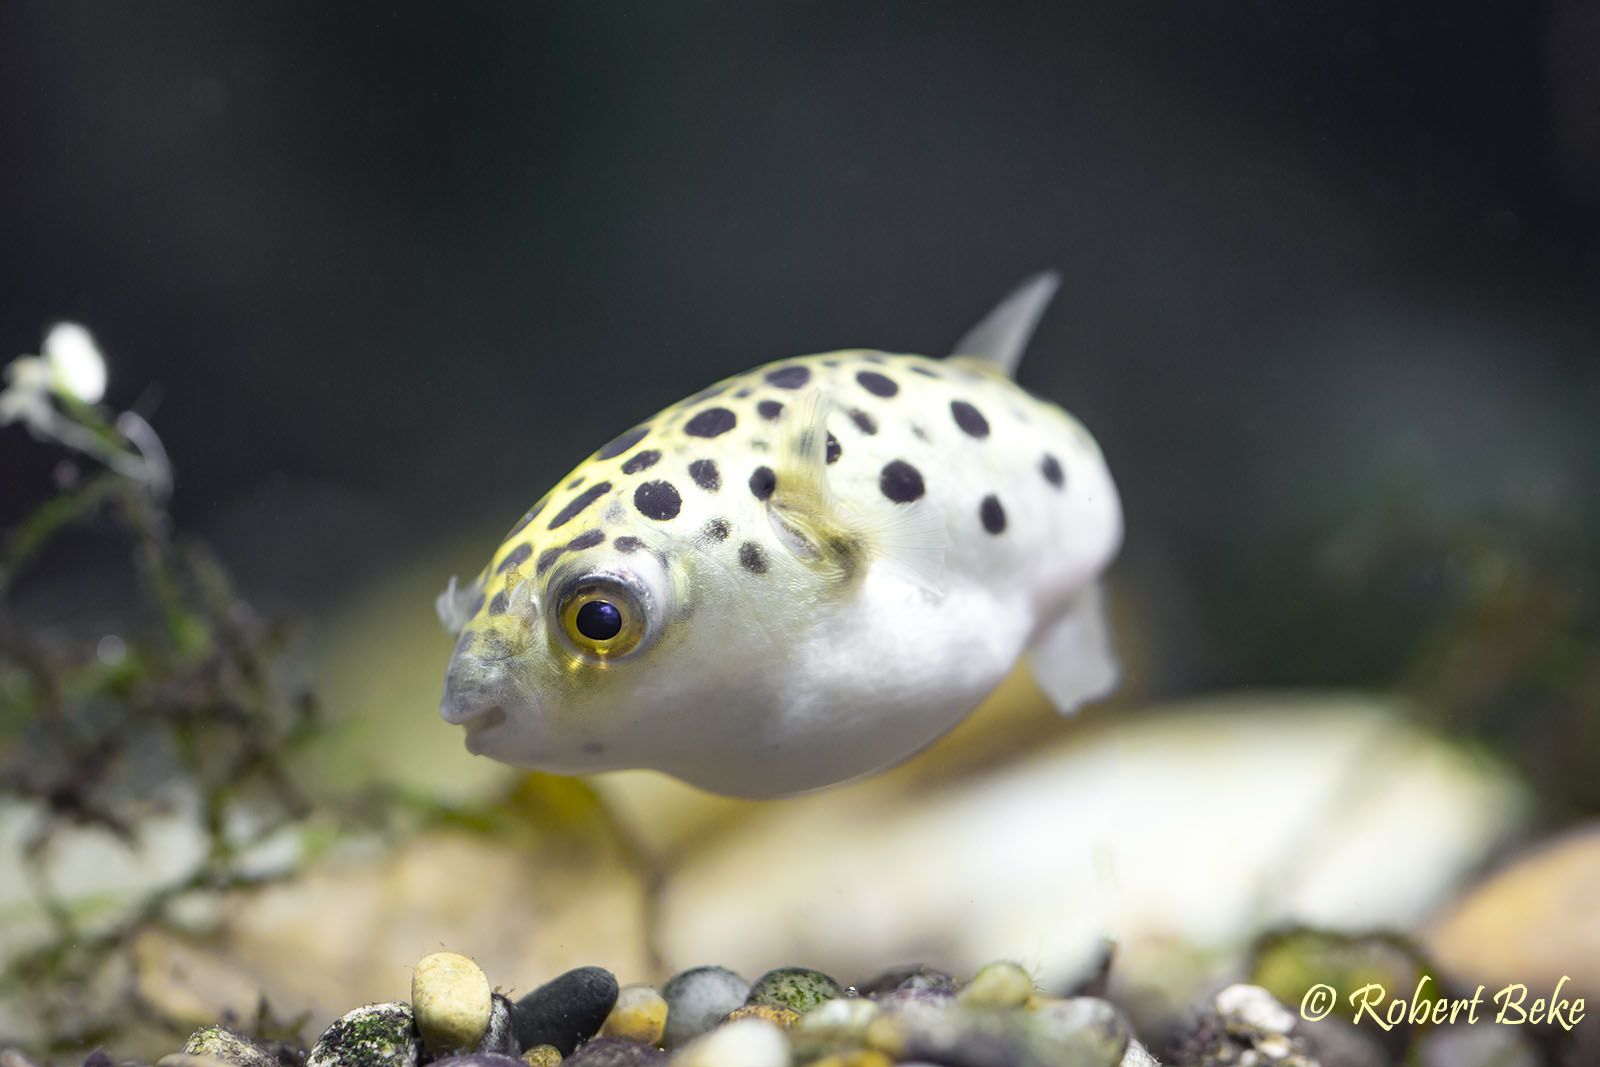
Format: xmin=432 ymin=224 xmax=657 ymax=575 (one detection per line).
xmin=2 ymin=2 xmax=1596 ymax=705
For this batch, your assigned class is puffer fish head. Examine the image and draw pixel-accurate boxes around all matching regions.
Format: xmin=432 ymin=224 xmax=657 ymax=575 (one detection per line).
xmin=439 ymin=274 xmax=1124 ymax=796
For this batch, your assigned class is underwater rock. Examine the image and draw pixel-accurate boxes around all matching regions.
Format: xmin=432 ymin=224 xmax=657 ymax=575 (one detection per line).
xmin=512 ymin=967 xmax=619 ymax=1056
xmin=477 ymin=994 xmax=519 ymax=1057
xmin=306 ymin=1002 xmax=423 ymax=1067
xmin=666 ymin=1018 xmax=789 ymax=1067
xmin=412 ymin=952 xmax=493 ymax=1056
xmin=956 ymin=960 xmax=1034 ymax=1010
xmin=790 ymin=996 xmax=878 ymax=1052
xmin=177 ymin=1025 xmax=283 ymax=1067
xmin=520 ymin=1046 xmax=562 ymax=1067
xmin=723 ymin=1004 xmax=800 ymax=1030
xmin=864 ymin=998 xmax=1123 ymax=1067
xmin=1168 ymin=984 xmax=1316 ymax=1067
xmin=427 ymin=1057 xmax=525 ymax=1067
xmin=1423 ymin=819 xmax=1600 ymax=1001
xmin=563 ymin=1036 xmax=665 ymax=1066
xmin=660 ymin=967 xmax=750 ymax=1048
xmin=746 ymin=968 xmax=843 ymax=1015
xmin=656 ymin=694 xmax=1527 ymax=990
xmin=1028 ymin=997 xmax=1129 ymax=1057
xmin=597 ymin=984 xmax=669 ymax=1045
xmin=856 ymin=965 xmax=958 ymax=998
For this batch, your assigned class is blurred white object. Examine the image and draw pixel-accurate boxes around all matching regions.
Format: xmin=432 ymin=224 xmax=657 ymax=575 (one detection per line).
xmin=42 ymin=321 xmax=107 ymax=403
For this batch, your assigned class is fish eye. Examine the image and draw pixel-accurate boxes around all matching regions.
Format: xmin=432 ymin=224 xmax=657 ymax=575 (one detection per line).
xmin=557 ymin=578 xmax=647 ymax=660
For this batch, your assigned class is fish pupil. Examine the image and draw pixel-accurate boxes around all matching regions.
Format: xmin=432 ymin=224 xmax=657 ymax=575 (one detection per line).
xmin=575 ymin=600 xmax=623 ymax=641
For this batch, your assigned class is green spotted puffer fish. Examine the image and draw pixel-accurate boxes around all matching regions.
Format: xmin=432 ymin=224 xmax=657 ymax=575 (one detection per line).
xmin=437 ymin=274 xmax=1121 ymax=796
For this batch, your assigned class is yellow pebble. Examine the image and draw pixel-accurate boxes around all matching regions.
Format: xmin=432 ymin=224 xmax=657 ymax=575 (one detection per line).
xmin=599 ymin=982 xmax=669 ymax=1045
xmin=957 ymin=960 xmax=1034 ymax=1009
xmin=411 ymin=951 xmax=492 ymax=1055
xmin=725 ymin=1003 xmax=800 ymax=1029
xmin=803 ymin=1052 xmax=892 ymax=1067
xmin=522 ymin=1044 xmax=562 ymax=1067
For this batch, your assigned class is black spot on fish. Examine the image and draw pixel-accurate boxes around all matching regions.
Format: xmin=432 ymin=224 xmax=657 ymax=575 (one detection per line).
xmin=1041 ymin=453 xmax=1065 ymax=488
xmin=689 ymin=458 xmax=720 ymax=491
xmin=469 ymin=592 xmax=486 ymax=617
xmin=634 ymin=479 xmax=683 ymax=521
xmin=863 ymin=354 xmax=887 ymax=364
xmin=849 ymin=408 xmax=878 ymax=435
xmin=765 ymin=365 xmax=811 ymax=389
xmin=733 ymin=387 xmax=752 ymax=399
xmin=487 ymin=592 xmax=507 ymax=616
xmin=979 ymin=494 xmax=1007 ymax=534
xmin=567 ymin=528 xmax=606 ymax=552
xmin=826 ymin=432 xmax=841 ymax=464
xmin=879 ymin=460 xmax=925 ymax=504
xmin=535 ymin=546 xmax=564 ymax=575
xmin=496 ymin=543 xmax=533 ymax=574
xmin=622 ymin=450 xmax=661 ymax=474
xmin=598 ymin=425 xmax=649 ymax=460
xmin=704 ymin=517 xmax=731 ymax=541
xmin=821 ymin=359 xmax=839 ymax=368
xmin=686 ymin=407 xmax=738 ymax=438
xmin=951 ymin=400 xmax=990 ymax=439
xmin=567 ymin=476 xmax=584 ymax=490
xmin=614 ymin=535 xmax=643 ymax=553
xmin=748 ymin=466 xmax=776 ymax=501
xmin=857 ymin=370 xmax=898 ymax=397
xmin=549 ymin=482 xmax=612 ymax=529
xmin=757 ymin=399 xmax=784 ymax=421
xmin=910 ymin=364 xmax=941 ymax=378
xmin=911 ymin=424 xmax=929 ymax=441
xmin=739 ymin=541 xmax=769 ymax=574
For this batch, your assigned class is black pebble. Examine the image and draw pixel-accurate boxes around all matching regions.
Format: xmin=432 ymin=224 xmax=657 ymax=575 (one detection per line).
xmin=621 ymin=450 xmax=661 ymax=474
xmin=689 ymin=458 xmax=720 ymax=491
xmin=757 ymin=399 xmax=784 ymax=421
xmin=856 ymin=370 xmax=899 ymax=397
xmin=739 ymin=541 xmax=768 ymax=574
xmin=1041 ymin=453 xmax=1065 ymax=488
xmin=597 ymin=425 xmax=649 ymax=460
xmin=825 ymin=432 xmax=841 ymax=464
xmin=950 ymin=399 xmax=990 ymax=438
xmin=685 ymin=407 xmax=738 ymax=438
xmin=879 ymin=460 xmax=925 ymax=503
xmin=748 ymin=466 xmax=776 ymax=500
xmin=764 ymin=365 xmax=811 ymax=389
xmin=979 ymin=494 xmax=1007 ymax=534
xmin=634 ymin=480 xmax=683 ymax=521
xmin=511 ymin=966 xmax=618 ymax=1056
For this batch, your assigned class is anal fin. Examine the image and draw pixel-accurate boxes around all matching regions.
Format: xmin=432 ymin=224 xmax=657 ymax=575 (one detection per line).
xmin=1027 ymin=581 xmax=1119 ymax=714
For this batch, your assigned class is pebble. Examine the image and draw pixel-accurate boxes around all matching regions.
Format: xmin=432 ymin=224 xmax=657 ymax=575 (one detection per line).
xmin=865 ymin=1001 xmax=1124 ymax=1067
xmin=856 ymin=966 xmax=957 ymax=997
xmin=307 ymin=1002 xmax=423 ymax=1067
xmin=513 ymin=967 xmax=620 ymax=1056
xmin=746 ymin=967 xmax=843 ymax=1015
xmin=661 ymin=967 xmax=751 ymax=1048
xmin=522 ymin=1046 xmax=563 ymax=1067
xmin=1214 ymin=984 xmax=1297 ymax=1037
xmin=956 ymin=960 xmax=1034 ymax=1010
xmin=479 ymin=994 xmax=520 ymax=1057
xmin=598 ymin=984 xmax=669 ymax=1045
xmin=177 ymin=1025 xmax=281 ymax=1067
xmin=1028 ymin=996 xmax=1128 ymax=1059
xmin=667 ymin=1018 xmax=790 ymax=1067
xmin=563 ymin=1037 xmax=665 ymax=1067
xmin=724 ymin=1004 xmax=800 ymax=1029
xmin=801 ymin=1054 xmax=891 ymax=1067
xmin=413 ymin=952 xmax=494 ymax=1056
xmin=429 ymin=1056 xmax=526 ymax=1067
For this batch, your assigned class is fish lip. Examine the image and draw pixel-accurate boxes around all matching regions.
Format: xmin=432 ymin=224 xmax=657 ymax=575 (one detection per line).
xmin=459 ymin=705 xmax=508 ymax=753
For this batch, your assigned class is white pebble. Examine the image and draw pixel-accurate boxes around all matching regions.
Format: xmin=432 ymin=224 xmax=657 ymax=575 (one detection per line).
xmin=669 ymin=1018 xmax=791 ymax=1067
xmin=1215 ymin=984 xmax=1296 ymax=1035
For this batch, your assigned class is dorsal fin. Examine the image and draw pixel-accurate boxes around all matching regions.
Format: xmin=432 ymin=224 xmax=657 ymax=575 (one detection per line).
xmin=947 ymin=271 xmax=1062 ymax=379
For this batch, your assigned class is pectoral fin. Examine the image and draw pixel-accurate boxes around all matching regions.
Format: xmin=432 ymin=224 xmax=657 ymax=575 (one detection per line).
xmin=1027 ymin=581 xmax=1119 ymax=714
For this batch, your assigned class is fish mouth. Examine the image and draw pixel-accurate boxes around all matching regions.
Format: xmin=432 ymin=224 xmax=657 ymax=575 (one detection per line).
xmin=461 ymin=705 xmax=508 ymax=753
